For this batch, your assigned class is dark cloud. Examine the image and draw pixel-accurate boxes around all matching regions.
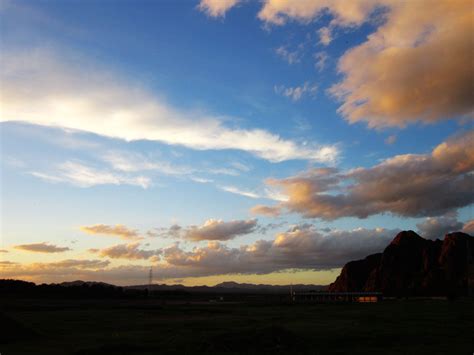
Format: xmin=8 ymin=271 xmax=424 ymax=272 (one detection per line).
xmin=416 ymin=212 xmax=464 ymax=240
xmin=90 ymin=243 xmax=161 ymax=261
xmin=153 ymin=219 xmax=258 ymax=241
xmin=14 ymin=242 xmax=71 ymax=253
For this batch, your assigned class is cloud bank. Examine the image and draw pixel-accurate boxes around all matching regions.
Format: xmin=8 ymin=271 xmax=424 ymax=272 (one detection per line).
xmin=1 ymin=226 xmax=400 ymax=283
xmin=253 ymin=131 xmax=474 ymax=220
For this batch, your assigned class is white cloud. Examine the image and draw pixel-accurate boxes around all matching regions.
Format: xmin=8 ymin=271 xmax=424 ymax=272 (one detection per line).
xmin=219 ymin=185 xmax=261 ymax=199
xmin=30 ymin=161 xmax=151 ymax=188
xmin=0 ymin=49 xmax=338 ymax=163
xmin=101 ymin=151 xmax=194 ymax=176
xmin=190 ymin=177 xmax=214 ymax=184
xmin=274 ymin=82 xmax=318 ymax=102
xmin=275 ymin=45 xmax=303 ymax=65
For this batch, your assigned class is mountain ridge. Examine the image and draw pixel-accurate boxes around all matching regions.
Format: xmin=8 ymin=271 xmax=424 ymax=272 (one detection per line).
xmin=329 ymin=230 xmax=474 ymax=296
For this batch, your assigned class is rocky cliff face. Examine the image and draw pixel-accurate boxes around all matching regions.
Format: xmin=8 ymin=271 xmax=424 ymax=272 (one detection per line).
xmin=329 ymin=231 xmax=474 ymax=296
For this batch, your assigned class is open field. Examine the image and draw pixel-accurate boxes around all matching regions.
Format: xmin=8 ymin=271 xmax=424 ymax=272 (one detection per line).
xmin=1 ymin=298 xmax=473 ymax=354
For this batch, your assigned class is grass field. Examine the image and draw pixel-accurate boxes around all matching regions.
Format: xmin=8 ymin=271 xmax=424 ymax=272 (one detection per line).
xmin=1 ymin=298 xmax=473 ymax=354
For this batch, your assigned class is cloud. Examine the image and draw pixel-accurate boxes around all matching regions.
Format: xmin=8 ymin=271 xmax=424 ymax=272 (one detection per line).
xmin=154 ymin=225 xmax=400 ymax=276
xmin=80 ymin=224 xmax=141 ymax=240
xmin=0 ymin=49 xmax=338 ymax=164
xmin=0 ymin=249 xmax=8 ymax=253
xmin=463 ymin=220 xmax=474 ymax=235
xmin=147 ymin=224 xmax=183 ymax=239
xmin=218 ymin=185 xmax=261 ymax=199
xmin=258 ymin=0 xmax=378 ymax=26
xmin=184 ymin=219 xmax=258 ymax=241
xmin=318 ymin=27 xmax=332 ymax=45
xmin=331 ymin=1 xmax=473 ymax=128
xmin=198 ymin=0 xmax=240 ymax=17
xmin=14 ymin=242 xmax=71 ymax=253
xmin=101 ymin=151 xmax=194 ymax=176
xmin=416 ymin=212 xmax=464 ymax=240
xmin=384 ymin=135 xmax=397 ymax=145
xmin=158 ymin=219 xmax=258 ymax=241
xmin=90 ymin=243 xmax=161 ymax=260
xmin=256 ymin=221 xmax=287 ymax=234
xmin=1 ymin=226 xmax=401 ymax=283
xmin=48 ymin=259 xmax=111 ymax=269
xmin=190 ymin=177 xmax=214 ymax=184
xmin=250 ymin=204 xmax=281 ymax=217
xmin=0 ymin=261 xmax=17 ymax=265
xmin=275 ymin=45 xmax=303 ymax=65
xmin=31 ymin=161 xmax=151 ymax=188
xmin=253 ymin=131 xmax=474 ymax=220
xmin=274 ymin=82 xmax=318 ymax=102
xmin=230 ymin=161 xmax=251 ymax=172
xmin=314 ymin=51 xmax=328 ymax=71
xmin=258 ymin=1 xmax=473 ymax=127
xmin=0 ymin=259 xmax=111 ymax=282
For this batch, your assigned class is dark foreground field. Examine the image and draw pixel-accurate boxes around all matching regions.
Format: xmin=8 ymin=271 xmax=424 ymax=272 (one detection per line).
xmin=1 ymin=298 xmax=473 ymax=354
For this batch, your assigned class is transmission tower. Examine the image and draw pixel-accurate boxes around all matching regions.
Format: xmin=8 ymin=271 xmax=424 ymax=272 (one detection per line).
xmin=148 ymin=267 xmax=153 ymax=290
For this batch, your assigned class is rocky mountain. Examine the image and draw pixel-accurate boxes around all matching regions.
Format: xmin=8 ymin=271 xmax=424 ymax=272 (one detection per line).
xmin=329 ymin=231 xmax=474 ymax=297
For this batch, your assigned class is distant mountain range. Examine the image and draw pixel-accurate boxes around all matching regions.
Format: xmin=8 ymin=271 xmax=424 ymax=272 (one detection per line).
xmin=329 ymin=231 xmax=474 ymax=297
xmin=127 ymin=281 xmax=325 ymax=294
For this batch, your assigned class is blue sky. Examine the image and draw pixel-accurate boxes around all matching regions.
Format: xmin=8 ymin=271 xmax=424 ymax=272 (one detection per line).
xmin=1 ymin=0 xmax=472 ymax=285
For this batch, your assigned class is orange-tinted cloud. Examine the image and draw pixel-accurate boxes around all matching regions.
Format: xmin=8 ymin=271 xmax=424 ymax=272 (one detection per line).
xmin=253 ymin=131 xmax=474 ymax=220
xmin=258 ymin=0 xmax=473 ymax=128
xmin=90 ymin=243 xmax=161 ymax=260
xmin=80 ymin=224 xmax=141 ymax=240
xmin=14 ymin=242 xmax=71 ymax=253
xmin=462 ymin=220 xmax=474 ymax=235
xmin=198 ymin=0 xmax=241 ymax=17
xmin=250 ymin=205 xmax=281 ymax=217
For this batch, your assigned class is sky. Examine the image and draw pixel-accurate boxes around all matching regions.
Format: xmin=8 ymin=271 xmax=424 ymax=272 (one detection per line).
xmin=0 ymin=0 xmax=473 ymax=286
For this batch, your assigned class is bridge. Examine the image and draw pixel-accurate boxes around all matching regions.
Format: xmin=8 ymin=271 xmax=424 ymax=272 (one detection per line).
xmin=293 ymin=291 xmax=382 ymax=303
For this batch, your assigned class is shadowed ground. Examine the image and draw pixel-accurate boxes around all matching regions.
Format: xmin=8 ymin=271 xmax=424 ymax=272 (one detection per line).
xmin=1 ymin=298 xmax=473 ymax=354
